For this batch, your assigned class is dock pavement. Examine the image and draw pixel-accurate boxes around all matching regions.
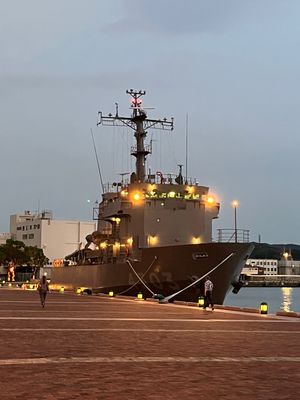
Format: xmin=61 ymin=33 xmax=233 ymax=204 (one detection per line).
xmin=0 ymin=287 xmax=299 ymax=400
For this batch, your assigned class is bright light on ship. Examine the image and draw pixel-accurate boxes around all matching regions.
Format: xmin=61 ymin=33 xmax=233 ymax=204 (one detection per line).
xmin=192 ymin=236 xmax=201 ymax=244
xmin=100 ymin=242 xmax=107 ymax=249
xmin=132 ymin=192 xmax=142 ymax=201
xmin=127 ymin=237 xmax=133 ymax=246
xmin=149 ymin=235 xmax=158 ymax=245
xmin=168 ymin=191 xmax=176 ymax=198
xmin=207 ymin=196 xmax=215 ymax=204
xmin=120 ymin=190 xmax=128 ymax=197
xmin=187 ymin=186 xmax=194 ymax=194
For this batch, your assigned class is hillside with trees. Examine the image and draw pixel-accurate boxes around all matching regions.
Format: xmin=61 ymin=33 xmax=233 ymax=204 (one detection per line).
xmin=250 ymin=243 xmax=300 ymax=260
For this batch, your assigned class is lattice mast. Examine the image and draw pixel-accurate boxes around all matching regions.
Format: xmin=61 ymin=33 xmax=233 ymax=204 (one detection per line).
xmin=97 ymin=89 xmax=174 ymax=182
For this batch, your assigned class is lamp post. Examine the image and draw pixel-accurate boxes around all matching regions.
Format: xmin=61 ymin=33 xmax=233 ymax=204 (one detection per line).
xmin=232 ymin=200 xmax=239 ymax=243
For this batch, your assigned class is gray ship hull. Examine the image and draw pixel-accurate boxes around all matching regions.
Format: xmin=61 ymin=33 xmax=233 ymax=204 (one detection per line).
xmin=44 ymin=242 xmax=254 ymax=304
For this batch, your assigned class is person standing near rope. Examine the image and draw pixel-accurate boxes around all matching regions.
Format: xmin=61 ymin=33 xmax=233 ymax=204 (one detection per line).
xmin=204 ymin=276 xmax=214 ymax=311
xmin=37 ymin=275 xmax=49 ymax=308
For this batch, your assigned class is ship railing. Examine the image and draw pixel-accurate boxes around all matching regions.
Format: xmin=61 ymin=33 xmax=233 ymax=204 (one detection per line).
xmin=131 ymin=144 xmax=152 ymax=155
xmin=217 ymin=229 xmax=250 ymax=243
xmin=101 ymin=175 xmax=201 ymax=191
xmin=144 ymin=173 xmax=199 ymax=186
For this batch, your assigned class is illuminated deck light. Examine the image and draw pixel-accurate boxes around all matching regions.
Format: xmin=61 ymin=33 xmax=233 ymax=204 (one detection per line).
xmin=198 ymin=296 xmax=205 ymax=308
xmin=260 ymin=302 xmax=268 ymax=314
xmin=137 ymin=292 xmax=144 ymax=300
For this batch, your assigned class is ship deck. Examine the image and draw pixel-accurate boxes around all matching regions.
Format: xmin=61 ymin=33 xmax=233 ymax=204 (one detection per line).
xmin=0 ymin=287 xmax=299 ymax=399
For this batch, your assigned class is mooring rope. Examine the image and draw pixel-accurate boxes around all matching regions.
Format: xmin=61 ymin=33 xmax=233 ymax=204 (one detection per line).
xmin=125 ymin=259 xmax=156 ymax=296
xmin=161 ymin=252 xmax=235 ymax=303
xmin=116 ymin=257 xmax=157 ymax=296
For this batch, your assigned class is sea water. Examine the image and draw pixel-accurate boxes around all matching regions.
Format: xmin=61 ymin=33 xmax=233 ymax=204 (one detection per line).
xmin=224 ymin=287 xmax=300 ymax=314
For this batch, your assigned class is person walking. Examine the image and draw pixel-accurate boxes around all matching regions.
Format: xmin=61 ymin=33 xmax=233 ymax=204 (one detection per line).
xmin=204 ymin=276 xmax=214 ymax=310
xmin=37 ymin=275 xmax=49 ymax=308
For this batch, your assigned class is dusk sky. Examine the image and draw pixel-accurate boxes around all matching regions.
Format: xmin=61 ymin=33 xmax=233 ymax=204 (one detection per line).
xmin=1 ymin=0 xmax=300 ymax=244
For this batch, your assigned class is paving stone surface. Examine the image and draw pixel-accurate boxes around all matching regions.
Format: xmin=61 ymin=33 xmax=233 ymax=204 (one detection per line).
xmin=0 ymin=288 xmax=299 ymax=399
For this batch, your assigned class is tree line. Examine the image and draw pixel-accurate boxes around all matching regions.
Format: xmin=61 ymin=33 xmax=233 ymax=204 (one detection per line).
xmin=0 ymin=239 xmax=48 ymax=268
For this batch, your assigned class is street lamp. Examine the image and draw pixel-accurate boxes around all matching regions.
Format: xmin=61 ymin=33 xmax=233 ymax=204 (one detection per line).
xmin=232 ymin=200 xmax=239 ymax=243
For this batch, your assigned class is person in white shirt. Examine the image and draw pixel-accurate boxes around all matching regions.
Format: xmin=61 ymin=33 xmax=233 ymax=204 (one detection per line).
xmin=204 ymin=276 xmax=214 ymax=310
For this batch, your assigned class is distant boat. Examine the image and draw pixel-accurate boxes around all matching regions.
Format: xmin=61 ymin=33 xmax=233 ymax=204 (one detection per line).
xmin=44 ymin=89 xmax=254 ymax=304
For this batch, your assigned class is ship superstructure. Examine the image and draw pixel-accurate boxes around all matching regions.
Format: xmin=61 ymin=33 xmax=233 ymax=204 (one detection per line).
xmin=88 ymin=90 xmax=220 ymax=263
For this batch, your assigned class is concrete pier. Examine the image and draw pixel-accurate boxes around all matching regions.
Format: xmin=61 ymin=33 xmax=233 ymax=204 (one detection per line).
xmin=0 ymin=288 xmax=299 ymax=399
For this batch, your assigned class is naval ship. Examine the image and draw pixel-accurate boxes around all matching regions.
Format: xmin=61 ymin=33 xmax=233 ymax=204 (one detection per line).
xmin=46 ymin=89 xmax=254 ymax=304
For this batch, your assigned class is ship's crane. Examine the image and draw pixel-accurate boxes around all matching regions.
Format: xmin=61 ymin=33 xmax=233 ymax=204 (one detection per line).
xmin=97 ymin=89 xmax=174 ymax=183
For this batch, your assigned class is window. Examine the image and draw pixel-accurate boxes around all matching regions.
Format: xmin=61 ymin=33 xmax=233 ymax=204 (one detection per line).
xmin=22 ymin=234 xmax=28 ymax=240
xmin=29 ymin=234 xmax=34 ymax=239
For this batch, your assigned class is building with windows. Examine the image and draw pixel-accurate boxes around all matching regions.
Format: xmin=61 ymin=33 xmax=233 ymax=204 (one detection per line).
xmin=0 ymin=233 xmax=10 ymax=246
xmin=10 ymin=210 xmax=96 ymax=264
xmin=278 ymin=251 xmax=300 ymax=275
xmin=243 ymin=258 xmax=278 ymax=275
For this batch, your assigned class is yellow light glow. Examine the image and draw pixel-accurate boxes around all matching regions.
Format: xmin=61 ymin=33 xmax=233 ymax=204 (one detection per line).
xmin=100 ymin=242 xmax=107 ymax=249
xmin=120 ymin=190 xmax=128 ymax=197
xmin=232 ymin=200 xmax=239 ymax=208
xmin=281 ymin=287 xmax=292 ymax=312
xmin=127 ymin=237 xmax=133 ymax=246
xmin=168 ymin=191 xmax=176 ymax=198
xmin=187 ymin=186 xmax=194 ymax=194
xmin=133 ymin=192 xmax=142 ymax=201
xmin=113 ymin=242 xmax=121 ymax=250
xmin=283 ymin=252 xmax=289 ymax=259
xmin=207 ymin=196 xmax=215 ymax=204
xmin=192 ymin=236 xmax=201 ymax=244
xmin=148 ymin=184 xmax=156 ymax=191
xmin=149 ymin=235 xmax=158 ymax=245
xmin=137 ymin=292 xmax=144 ymax=300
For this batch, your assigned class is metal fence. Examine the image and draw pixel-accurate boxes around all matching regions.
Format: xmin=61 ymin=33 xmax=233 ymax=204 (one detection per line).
xmin=217 ymin=229 xmax=250 ymax=243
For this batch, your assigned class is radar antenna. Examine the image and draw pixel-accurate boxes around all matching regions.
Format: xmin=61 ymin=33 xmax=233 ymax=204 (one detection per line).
xmin=97 ymin=89 xmax=174 ymax=182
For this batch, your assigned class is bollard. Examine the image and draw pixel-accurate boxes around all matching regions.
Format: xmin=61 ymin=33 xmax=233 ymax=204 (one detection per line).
xmin=198 ymin=296 xmax=205 ymax=308
xmin=260 ymin=302 xmax=268 ymax=314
